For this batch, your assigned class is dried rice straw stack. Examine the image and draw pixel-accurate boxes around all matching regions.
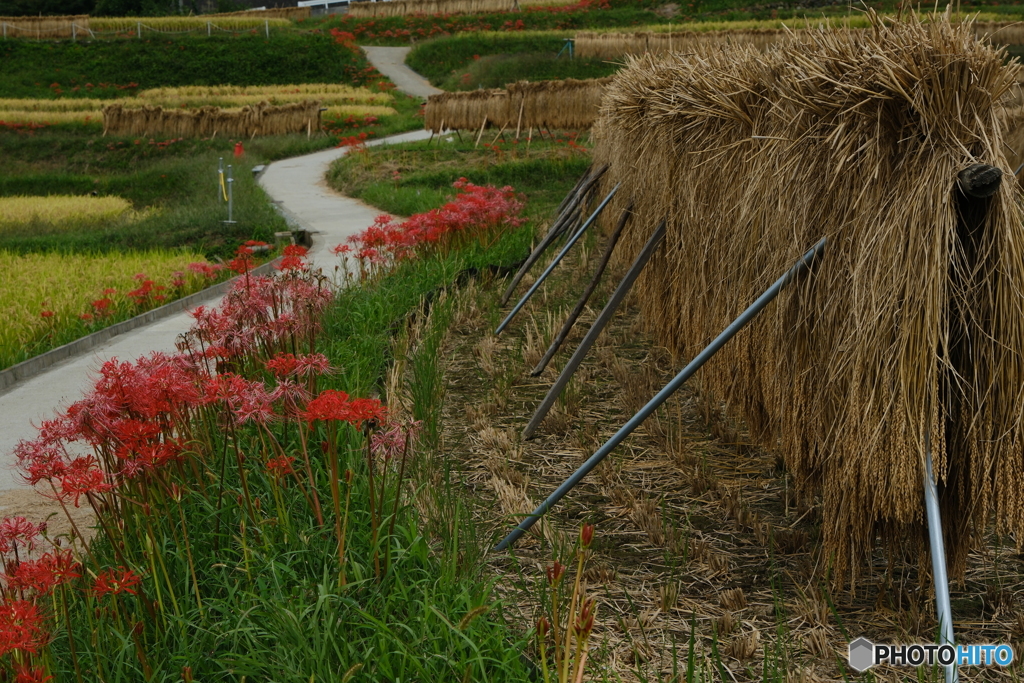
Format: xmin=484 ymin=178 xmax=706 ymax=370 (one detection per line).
xmin=593 ymin=11 xmax=1024 ymax=585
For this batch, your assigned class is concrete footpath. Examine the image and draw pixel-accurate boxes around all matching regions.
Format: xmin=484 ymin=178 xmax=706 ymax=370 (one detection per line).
xmin=0 ymin=49 xmax=437 ymax=509
xmin=362 ymin=46 xmax=443 ymax=99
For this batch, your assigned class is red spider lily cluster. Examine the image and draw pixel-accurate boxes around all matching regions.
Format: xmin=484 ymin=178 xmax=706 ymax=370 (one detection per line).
xmin=0 ymin=513 xmax=145 ymax=680
xmin=7 ymin=244 xmax=424 ymax=675
xmin=0 ymin=121 xmax=48 ymax=134
xmin=335 ymin=178 xmax=525 ymax=277
xmin=39 ymin=266 xmax=224 ymax=331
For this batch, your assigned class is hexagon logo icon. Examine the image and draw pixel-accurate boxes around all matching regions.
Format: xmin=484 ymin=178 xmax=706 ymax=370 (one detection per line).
xmin=848 ymin=637 xmax=875 ymax=672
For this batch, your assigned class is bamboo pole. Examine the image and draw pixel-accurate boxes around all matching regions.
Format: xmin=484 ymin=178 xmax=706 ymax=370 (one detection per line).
xmin=500 ymin=164 xmax=608 ymax=305
xmin=523 ymin=217 xmax=661 ymax=439
xmin=496 ymin=183 xmax=620 ymax=335
xmin=475 ymin=116 xmax=488 ymax=148
xmin=531 ymin=202 xmax=633 ymax=376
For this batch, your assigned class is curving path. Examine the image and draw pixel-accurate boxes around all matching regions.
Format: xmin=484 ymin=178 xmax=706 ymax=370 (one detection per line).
xmin=362 ymin=46 xmax=443 ymax=99
xmin=0 ymin=53 xmax=438 ymax=514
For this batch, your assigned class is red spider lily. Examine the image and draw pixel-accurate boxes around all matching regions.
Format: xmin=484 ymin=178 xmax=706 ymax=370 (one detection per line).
xmin=39 ymin=310 xmax=54 ymax=319
xmin=265 ymin=456 xmax=296 ymax=478
xmin=187 ymin=261 xmax=224 ymax=279
xmin=0 ymin=599 xmax=47 ymax=656
xmin=346 ymin=179 xmax=525 ymax=272
xmin=0 ymin=517 xmax=45 ymax=554
xmin=580 ymin=523 xmax=594 ymax=549
xmin=371 ymin=420 xmax=422 ymax=464
xmin=265 ymin=353 xmax=331 ymax=379
xmin=92 ymin=566 xmax=142 ymax=598
xmin=58 ymin=457 xmax=113 ymax=507
xmin=14 ymin=666 xmax=53 ymax=683
xmin=303 ymin=391 xmax=386 ymax=427
xmin=4 ymin=549 xmax=81 ymax=594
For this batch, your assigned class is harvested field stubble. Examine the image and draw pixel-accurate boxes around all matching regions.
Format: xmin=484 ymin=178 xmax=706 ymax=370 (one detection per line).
xmin=592 ymin=13 xmax=1024 ymax=585
xmin=430 ymin=226 xmax=1024 ymax=682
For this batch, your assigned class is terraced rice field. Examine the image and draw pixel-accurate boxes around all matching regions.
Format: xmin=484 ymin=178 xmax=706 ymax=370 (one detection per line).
xmin=0 ymin=195 xmax=141 ymax=230
xmin=0 ymin=250 xmax=224 ymax=370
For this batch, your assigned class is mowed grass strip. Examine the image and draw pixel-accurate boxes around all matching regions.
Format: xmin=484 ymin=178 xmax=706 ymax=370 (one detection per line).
xmin=0 ymin=195 xmax=140 ymax=230
xmin=0 ymin=250 xmax=221 ymax=370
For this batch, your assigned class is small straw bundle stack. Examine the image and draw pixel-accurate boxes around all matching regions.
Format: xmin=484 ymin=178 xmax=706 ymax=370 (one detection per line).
xmin=425 ymin=89 xmax=509 ymax=131
xmin=592 ymin=12 xmax=1024 ymax=585
xmin=102 ymin=101 xmax=322 ymax=138
xmin=209 ymin=6 xmax=311 ymax=20
xmin=425 ymin=78 xmax=611 ymax=132
xmin=574 ymin=29 xmax=789 ymax=59
xmin=0 ymin=15 xmax=88 ymax=38
xmin=507 ymin=78 xmax=612 ymax=131
xmin=348 ymin=0 xmax=516 ymax=18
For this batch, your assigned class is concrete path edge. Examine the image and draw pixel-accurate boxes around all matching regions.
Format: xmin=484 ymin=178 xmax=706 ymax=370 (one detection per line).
xmin=0 ymin=257 xmax=282 ymax=396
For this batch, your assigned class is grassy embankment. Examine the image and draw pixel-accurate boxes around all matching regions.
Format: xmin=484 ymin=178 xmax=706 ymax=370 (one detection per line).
xmin=5 ymin=128 xmax=593 ymax=683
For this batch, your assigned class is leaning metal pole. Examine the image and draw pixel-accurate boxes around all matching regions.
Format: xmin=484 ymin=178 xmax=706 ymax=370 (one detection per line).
xmin=494 ymin=236 xmax=828 ymax=551
xmin=924 ymin=439 xmax=958 ymax=683
xmin=495 ymin=183 xmax=620 ymax=335
xmin=522 ymin=220 xmax=665 ymax=439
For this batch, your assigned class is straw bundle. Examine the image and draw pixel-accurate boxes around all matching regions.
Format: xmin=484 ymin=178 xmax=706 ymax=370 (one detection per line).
xmin=425 ymin=89 xmax=509 ymax=131
xmin=208 ymin=6 xmax=311 ymax=20
xmin=592 ymin=13 xmax=1024 ymax=584
xmin=102 ymin=100 xmax=322 ymax=138
xmin=0 ymin=15 xmax=88 ymax=38
xmin=507 ymin=77 xmax=612 ymax=131
xmin=576 ymin=22 xmax=1024 ymax=60
xmin=425 ymin=78 xmax=610 ymax=132
xmin=574 ymin=29 xmax=790 ymax=59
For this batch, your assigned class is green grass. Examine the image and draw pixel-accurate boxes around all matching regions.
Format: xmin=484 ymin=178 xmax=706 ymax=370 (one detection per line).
xmin=406 ymin=32 xmax=619 ymax=89
xmin=327 ymin=134 xmax=591 ymax=221
xmin=0 ymin=33 xmax=374 ymax=99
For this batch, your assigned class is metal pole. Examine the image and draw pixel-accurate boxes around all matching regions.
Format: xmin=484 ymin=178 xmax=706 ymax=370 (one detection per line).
xmin=523 ymin=220 xmax=664 ymax=439
xmin=496 ymin=183 xmax=620 ymax=335
xmin=495 ymin=236 xmax=828 ymax=551
xmin=924 ymin=443 xmax=958 ymax=683
xmin=265 ymin=19 xmax=269 ymax=39
xmin=72 ymin=22 xmax=76 ymax=41
xmin=227 ymin=165 xmax=235 ymax=223
xmin=207 ymin=21 xmax=211 ymax=37
xmin=532 ymin=203 xmax=632 ymax=375
xmin=137 ymin=21 xmax=141 ymax=38
xmin=500 ymin=164 xmax=607 ymax=305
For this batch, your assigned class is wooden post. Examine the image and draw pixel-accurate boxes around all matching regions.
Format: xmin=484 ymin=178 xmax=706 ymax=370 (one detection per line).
xmin=474 ymin=117 xmax=488 ymax=148
xmin=489 ymin=122 xmax=508 ymax=146
xmin=515 ymin=99 xmax=525 ymax=140
xmin=523 ymin=220 xmax=666 ymax=439
xmin=532 ymin=203 xmax=633 ymax=376
xmin=526 ymin=127 xmax=533 ymax=150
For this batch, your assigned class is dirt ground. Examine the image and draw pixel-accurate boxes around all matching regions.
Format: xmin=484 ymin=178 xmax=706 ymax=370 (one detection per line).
xmin=417 ymin=239 xmax=1024 ymax=682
